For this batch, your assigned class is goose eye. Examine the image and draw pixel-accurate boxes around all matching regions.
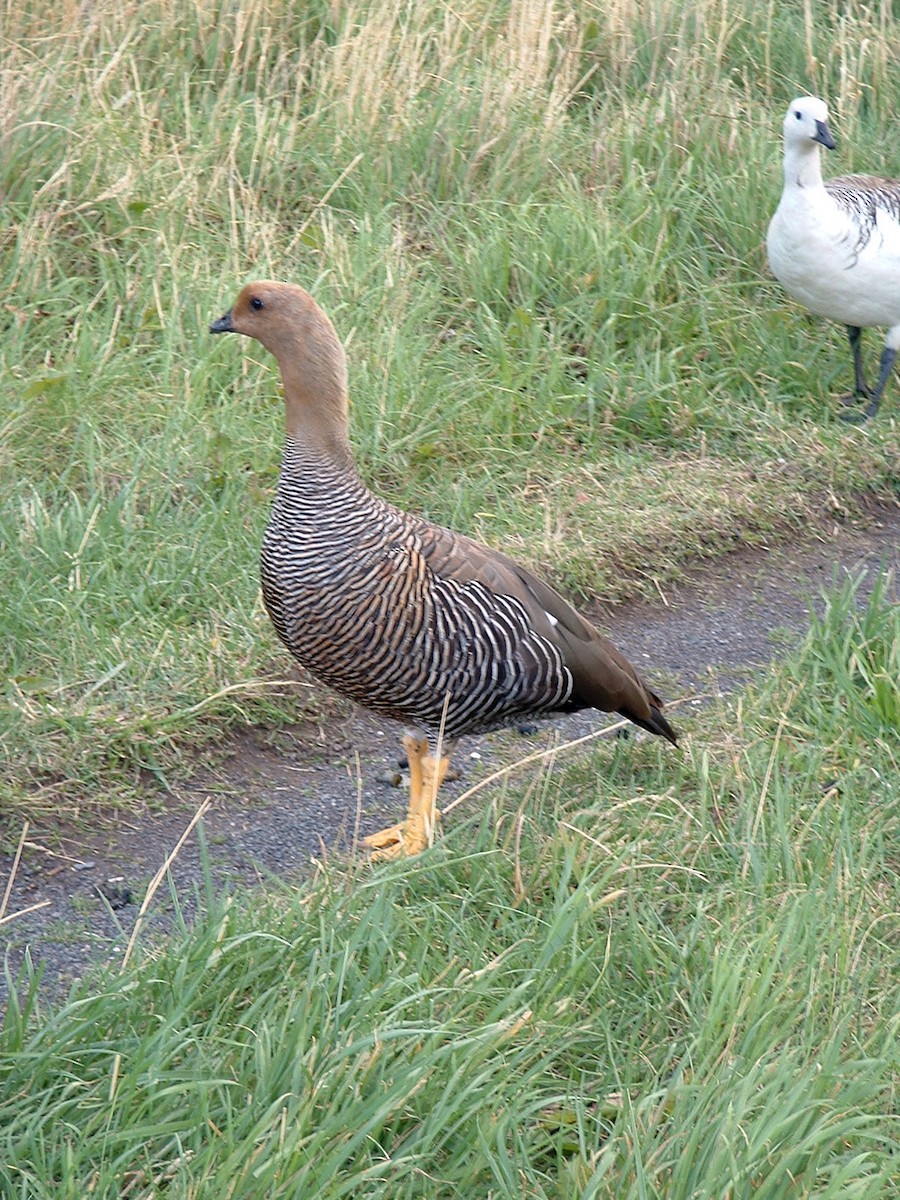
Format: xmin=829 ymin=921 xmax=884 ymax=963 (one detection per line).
xmin=250 ymin=296 xmax=264 ymax=311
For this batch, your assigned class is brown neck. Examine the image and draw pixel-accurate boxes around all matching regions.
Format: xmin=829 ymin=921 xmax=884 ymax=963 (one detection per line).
xmin=273 ymin=337 xmax=353 ymax=465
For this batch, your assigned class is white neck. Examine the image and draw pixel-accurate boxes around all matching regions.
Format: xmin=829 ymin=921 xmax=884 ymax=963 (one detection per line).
xmin=784 ymin=141 xmax=825 ymax=190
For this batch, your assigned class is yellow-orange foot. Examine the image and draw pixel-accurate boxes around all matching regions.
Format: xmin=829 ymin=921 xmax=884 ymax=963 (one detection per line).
xmin=364 ymin=735 xmax=449 ymax=860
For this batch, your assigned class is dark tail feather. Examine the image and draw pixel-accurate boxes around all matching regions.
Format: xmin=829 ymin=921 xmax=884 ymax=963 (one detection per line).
xmin=620 ymin=705 xmax=678 ymax=746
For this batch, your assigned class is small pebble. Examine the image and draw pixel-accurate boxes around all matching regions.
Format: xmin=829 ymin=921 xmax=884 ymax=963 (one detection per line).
xmin=377 ymin=770 xmax=404 ymax=788
xmin=96 ymin=882 xmax=134 ymax=910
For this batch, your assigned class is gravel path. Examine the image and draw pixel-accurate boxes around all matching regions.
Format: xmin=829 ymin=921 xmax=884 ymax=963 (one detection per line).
xmin=2 ymin=503 xmax=898 ymax=1003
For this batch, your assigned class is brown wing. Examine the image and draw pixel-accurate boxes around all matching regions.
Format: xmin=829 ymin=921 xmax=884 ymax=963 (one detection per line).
xmin=414 ymin=518 xmax=678 ymax=744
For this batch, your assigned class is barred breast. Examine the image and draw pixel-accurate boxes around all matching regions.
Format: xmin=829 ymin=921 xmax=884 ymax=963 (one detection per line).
xmin=260 ymin=443 xmax=572 ymax=739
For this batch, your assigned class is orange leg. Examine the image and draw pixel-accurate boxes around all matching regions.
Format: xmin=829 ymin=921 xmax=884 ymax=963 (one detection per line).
xmin=364 ymin=735 xmax=450 ymax=859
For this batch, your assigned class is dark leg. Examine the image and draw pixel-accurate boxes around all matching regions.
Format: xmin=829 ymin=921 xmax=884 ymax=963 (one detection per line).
xmin=841 ymin=326 xmax=872 ymax=403
xmin=841 ymin=345 xmax=896 ymax=422
xmin=866 ymin=345 xmax=896 ymax=417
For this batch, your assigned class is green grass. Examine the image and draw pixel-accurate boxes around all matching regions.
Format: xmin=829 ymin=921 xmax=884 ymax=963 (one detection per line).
xmin=2 ymin=576 xmax=897 ymax=1198
xmin=2 ymin=0 xmax=900 ymax=811
xmin=3 ymin=7 xmax=898 ymax=1191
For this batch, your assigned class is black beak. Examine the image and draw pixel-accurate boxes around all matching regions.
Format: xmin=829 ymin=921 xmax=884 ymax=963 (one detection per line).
xmin=209 ymin=310 xmax=234 ymax=334
xmin=814 ymin=119 xmax=836 ymax=151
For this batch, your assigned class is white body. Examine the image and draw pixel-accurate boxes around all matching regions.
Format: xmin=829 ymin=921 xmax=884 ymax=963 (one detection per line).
xmin=766 ymin=96 xmax=900 ymax=351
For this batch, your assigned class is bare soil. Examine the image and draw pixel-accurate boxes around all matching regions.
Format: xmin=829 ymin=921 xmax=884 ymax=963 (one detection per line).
xmin=2 ymin=501 xmax=898 ymax=1003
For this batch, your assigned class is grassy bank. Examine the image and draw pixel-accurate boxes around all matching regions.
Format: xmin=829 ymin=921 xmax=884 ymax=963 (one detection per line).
xmin=2 ymin=0 xmax=899 ymax=808
xmin=2 ymin=576 xmax=898 ymax=1197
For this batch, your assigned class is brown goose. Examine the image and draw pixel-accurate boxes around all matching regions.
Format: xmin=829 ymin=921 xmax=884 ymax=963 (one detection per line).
xmin=210 ymin=282 xmax=677 ymax=857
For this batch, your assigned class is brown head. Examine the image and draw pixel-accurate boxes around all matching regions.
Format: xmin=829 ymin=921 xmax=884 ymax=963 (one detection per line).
xmin=210 ymin=281 xmax=351 ymax=459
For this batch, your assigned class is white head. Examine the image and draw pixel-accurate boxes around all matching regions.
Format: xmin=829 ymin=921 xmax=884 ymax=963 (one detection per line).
xmin=782 ymin=96 xmax=835 ymax=152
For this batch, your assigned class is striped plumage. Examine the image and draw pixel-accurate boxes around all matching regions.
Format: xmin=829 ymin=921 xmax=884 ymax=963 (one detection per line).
xmin=824 ymin=175 xmax=900 ymax=249
xmin=259 ymin=443 xmax=573 ymax=739
xmin=766 ymin=96 xmax=900 ymax=420
xmin=210 ymin=282 xmax=676 ymax=855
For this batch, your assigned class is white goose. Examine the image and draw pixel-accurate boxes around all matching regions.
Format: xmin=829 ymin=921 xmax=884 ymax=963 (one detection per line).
xmin=767 ymin=95 xmax=900 ymax=421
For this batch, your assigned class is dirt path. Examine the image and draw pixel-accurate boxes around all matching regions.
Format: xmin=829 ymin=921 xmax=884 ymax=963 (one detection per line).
xmin=2 ymin=503 xmax=898 ymax=1002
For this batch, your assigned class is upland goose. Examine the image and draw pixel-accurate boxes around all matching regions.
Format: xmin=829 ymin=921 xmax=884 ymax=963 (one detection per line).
xmin=210 ymin=282 xmax=677 ymax=857
xmin=767 ymin=95 xmax=900 ymax=420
